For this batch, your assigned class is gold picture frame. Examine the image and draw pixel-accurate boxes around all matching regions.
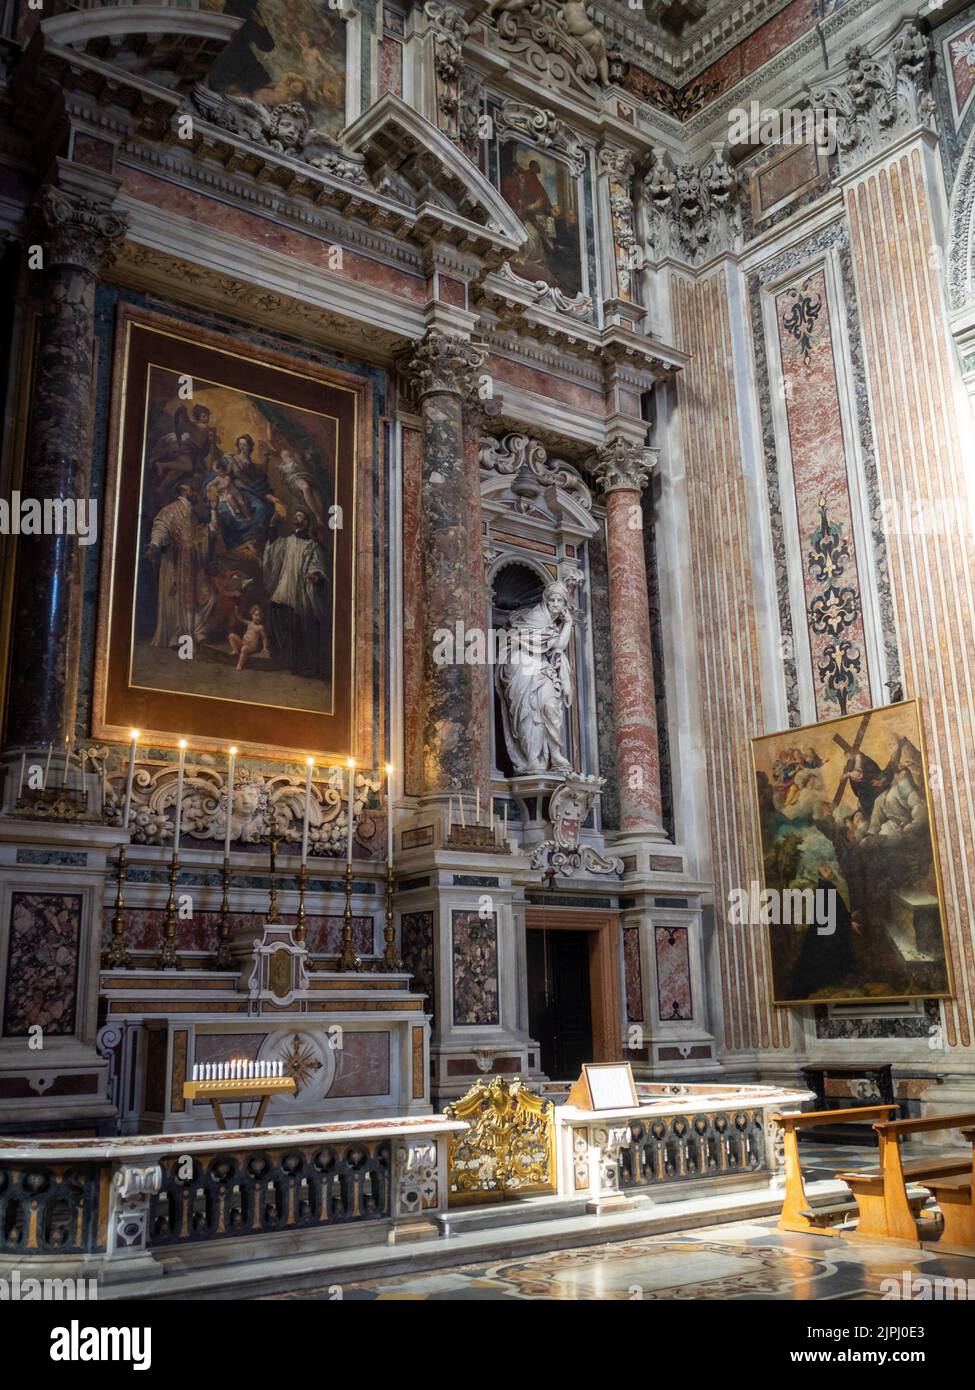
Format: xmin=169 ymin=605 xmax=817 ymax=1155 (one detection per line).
xmin=750 ymin=698 xmax=953 ymax=1007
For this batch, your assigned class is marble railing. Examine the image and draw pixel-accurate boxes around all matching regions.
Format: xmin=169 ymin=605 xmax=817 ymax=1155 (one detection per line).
xmin=553 ymin=1082 xmax=814 ymax=1209
xmin=0 ymin=1115 xmax=463 ymax=1271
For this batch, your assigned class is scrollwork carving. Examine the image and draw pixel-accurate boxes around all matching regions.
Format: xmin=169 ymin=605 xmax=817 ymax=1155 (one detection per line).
xmin=480 ymin=431 xmax=592 ymax=509
xmin=496 ymin=99 xmax=586 ymax=177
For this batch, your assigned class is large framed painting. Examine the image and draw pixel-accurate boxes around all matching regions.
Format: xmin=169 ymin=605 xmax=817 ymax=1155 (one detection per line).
xmin=94 ymin=309 xmax=376 ymax=762
xmin=497 ymin=137 xmax=586 ymax=297
xmin=204 ymin=0 xmax=349 ymax=135
xmin=750 ymin=700 xmax=952 ymax=1006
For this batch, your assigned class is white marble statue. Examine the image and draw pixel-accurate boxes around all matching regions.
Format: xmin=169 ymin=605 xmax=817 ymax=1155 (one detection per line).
xmin=496 ymin=580 xmax=574 ymax=774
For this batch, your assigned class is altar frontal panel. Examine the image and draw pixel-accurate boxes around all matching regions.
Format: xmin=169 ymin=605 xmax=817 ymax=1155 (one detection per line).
xmin=94 ymin=311 xmax=374 ymax=761
xmin=751 ymin=699 xmax=952 ymax=1006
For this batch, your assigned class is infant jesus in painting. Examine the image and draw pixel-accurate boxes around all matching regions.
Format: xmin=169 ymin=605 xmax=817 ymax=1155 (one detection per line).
xmin=229 ymin=604 xmax=271 ymax=671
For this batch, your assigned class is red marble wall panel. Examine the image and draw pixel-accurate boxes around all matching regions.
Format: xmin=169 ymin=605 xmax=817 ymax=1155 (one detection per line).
xmin=623 ymin=926 xmax=643 ymax=1022
xmin=655 ymin=924 xmax=692 ymax=1022
xmin=119 ymin=168 xmax=426 ymax=302
xmin=775 ymin=266 xmax=872 ymax=719
xmin=488 ymin=355 xmax=605 ymax=413
xmin=3 ymin=893 xmax=81 ymax=1037
xmin=401 ymin=426 xmax=425 ymax=798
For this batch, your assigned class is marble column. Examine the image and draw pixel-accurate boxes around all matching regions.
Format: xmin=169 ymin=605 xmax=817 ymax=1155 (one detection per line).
xmin=6 ymin=173 xmax=127 ymax=749
xmin=591 ymin=437 xmax=662 ymax=836
xmin=401 ymin=330 xmax=491 ymax=799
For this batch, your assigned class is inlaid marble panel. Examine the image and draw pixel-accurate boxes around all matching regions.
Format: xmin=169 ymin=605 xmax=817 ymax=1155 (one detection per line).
xmin=655 ymin=925 xmax=692 ymax=1023
xmin=452 ymin=910 xmax=499 ymax=1026
xmin=3 ymin=893 xmax=82 ymax=1037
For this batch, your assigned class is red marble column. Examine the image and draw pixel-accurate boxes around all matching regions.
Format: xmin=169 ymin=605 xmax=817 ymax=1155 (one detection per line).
xmin=6 ymin=175 xmax=127 ymax=749
xmin=401 ymin=330 xmax=491 ymax=801
xmin=592 ymin=438 xmax=662 ymax=836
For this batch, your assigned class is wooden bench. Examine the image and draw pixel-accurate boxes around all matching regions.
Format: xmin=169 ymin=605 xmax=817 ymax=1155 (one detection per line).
xmin=918 ymin=1125 xmax=975 ymax=1255
xmin=773 ymin=1105 xmax=900 ymax=1236
xmin=837 ymin=1111 xmax=975 ymax=1246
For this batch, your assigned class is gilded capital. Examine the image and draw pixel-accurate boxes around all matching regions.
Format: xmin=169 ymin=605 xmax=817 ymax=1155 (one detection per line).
xmin=589 ymin=437 xmax=658 ymax=495
xmin=400 ymin=330 xmax=486 ymax=400
xmin=33 ymin=185 xmax=130 ymax=276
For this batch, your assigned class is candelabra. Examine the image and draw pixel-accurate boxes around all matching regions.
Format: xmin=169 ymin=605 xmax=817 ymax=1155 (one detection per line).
xmin=295 ymin=862 xmax=308 ymax=947
xmin=381 ymin=858 xmax=401 ymax=970
xmin=215 ymin=855 xmax=233 ymax=970
xmin=338 ymin=861 xmax=362 ymax=971
xmin=158 ymin=850 xmax=183 ymax=969
xmin=260 ymin=804 xmax=285 ymax=924
xmin=103 ymin=845 xmax=132 ymax=968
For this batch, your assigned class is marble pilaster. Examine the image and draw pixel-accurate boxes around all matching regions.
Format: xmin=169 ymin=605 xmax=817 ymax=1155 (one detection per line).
xmin=590 ymin=438 xmax=663 ymax=837
xmin=6 ymin=165 xmax=128 ymax=749
xmin=400 ymin=330 xmax=491 ymax=802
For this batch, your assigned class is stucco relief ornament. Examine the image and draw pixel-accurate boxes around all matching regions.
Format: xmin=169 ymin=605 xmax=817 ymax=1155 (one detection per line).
xmin=590 ymin=436 xmax=657 ymax=494
xmin=189 ymin=85 xmax=368 ymax=184
xmin=643 ymin=145 xmax=740 ymax=262
xmin=530 ymin=773 xmax=623 ymax=880
xmin=480 ymin=431 xmax=592 ymax=509
xmin=34 ymin=185 xmax=129 ymax=275
xmin=496 ymin=99 xmax=586 ymax=176
xmin=496 ymin=260 xmax=592 ymax=317
xmin=484 ymin=0 xmax=609 ymax=91
xmin=424 ymin=0 xmax=470 ymax=83
xmin=804 ymin=20 xmax=934 ymax=173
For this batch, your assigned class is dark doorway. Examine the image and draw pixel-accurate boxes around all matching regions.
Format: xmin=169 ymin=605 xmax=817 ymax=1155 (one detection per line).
xmin=527 ymin=928 xmax=594 ymax=1081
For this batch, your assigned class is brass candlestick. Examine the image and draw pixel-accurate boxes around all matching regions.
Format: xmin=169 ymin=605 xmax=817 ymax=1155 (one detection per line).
xmin=338 ymin=861 xmax=361 ymax=971
xmin=381 ymin=858 xmax=401 ymax=970
xmin=159 ymin=850 xmax=183 ymax=969
xmin=261 ymin=804 xmax=283 ymax=924
xmin=215 ymin=855 xmax=233 ymax=970
xmin=103 ymin=845 xmax=132 ymax=968
xmin=295 ymin=862 xmax=308 ymax=946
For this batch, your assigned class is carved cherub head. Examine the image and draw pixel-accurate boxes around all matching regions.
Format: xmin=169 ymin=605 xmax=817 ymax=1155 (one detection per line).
xmin=268 ymin=102 xmax=309 ymax=153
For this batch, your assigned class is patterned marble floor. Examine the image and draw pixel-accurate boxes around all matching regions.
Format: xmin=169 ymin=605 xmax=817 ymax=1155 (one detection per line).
xmin=262 ymin=1142 xmax=975 ymax=1301
xmin=299 ymin=1221 xmax=975 ymax=1302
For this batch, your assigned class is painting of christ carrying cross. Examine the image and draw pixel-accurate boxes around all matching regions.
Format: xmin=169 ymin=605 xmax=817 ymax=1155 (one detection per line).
xmin=750 ymin=700 xmax=952 ymax=1006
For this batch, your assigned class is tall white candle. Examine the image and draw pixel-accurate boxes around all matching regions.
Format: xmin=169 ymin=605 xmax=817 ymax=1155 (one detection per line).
xmin=503 ymin=801 xmax=508 ymax=838
xmin=17 ymin=753 xmax=25 ymax=800
xmin=43 ymin=742 xmax=53 ymax=791
xmin=346 ymin=758 xmax=355 ymax=864
xmin=475 ymin=786 xmax=480 ymax=826
xmin=224 ymin=746 xmax=236 ymax=857
xmin=385 ymin=762 xmax=394 ymax=867
xmin=61 ymin=735 xmax=71 ymax=788
xmin=302 ymin=756 xmax=314 ymax=866
xmin=447 ymin=794 xmax=453 ymax=836
xmin=459 ymin=793 xmax=466 ymax=829
xmin=173 ymin=740 xmax=187 ymax=851
xmin=122 ymin=730 xmax=139 ymax=830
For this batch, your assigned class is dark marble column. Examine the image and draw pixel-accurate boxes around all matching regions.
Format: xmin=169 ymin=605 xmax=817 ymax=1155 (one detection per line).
xmin=5 ymin=175 xmax=128 ymax=748
xmin=401 ymin=330 xmax=491 ymax=800
xmin=591 ymin=437 xmax=663 ymax=836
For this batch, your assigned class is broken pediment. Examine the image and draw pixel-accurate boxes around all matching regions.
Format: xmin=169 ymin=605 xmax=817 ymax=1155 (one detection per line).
xmin=343 ymin=93 xmax=527 ymax=251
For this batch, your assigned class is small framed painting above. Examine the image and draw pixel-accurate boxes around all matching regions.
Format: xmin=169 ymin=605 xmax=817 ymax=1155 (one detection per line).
xmin=750 ymin=699 xmax=953 ymax=1007
xmin=93 ymin=309 xmax=377 ymax=762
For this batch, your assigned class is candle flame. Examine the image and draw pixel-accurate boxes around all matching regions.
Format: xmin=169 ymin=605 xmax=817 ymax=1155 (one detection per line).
xmin=130 ymin=729 xmax=140 ymax=740
xmin=346 ymin=757 xmax=356 ymax=769
xmin=229 ymin=746 xmax=237 ymax=756
xmin=385 ymin=762 xmax=394 ymax=775
xmin=306 ymin=755 xmax=314 ymax=767
xmin=179 ymin=739 xmax=188 ymax=750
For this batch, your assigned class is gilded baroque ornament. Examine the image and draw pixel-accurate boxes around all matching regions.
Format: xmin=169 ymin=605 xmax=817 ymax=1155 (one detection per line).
xmin=805 ymin=20 xmax=934 ymax=176
xmin=479 ymin=431 xmax=592 ymax=509
xmin=444 ymin=1076 xmax=557 ymax=1201
xmin=589 ymin=436 xmax=657 ymax=494
xmin=189 ymin=84 xmax=368 ymax=184
xmin=34 ymin=185 xmax=129 ymax=275
xmin=530 ymin=772 xmax=623 ymax=880
xmin=399 ymin=330 xmax=486 ymax=399
xmin=643 ymin=145 xmax=739 ymax=263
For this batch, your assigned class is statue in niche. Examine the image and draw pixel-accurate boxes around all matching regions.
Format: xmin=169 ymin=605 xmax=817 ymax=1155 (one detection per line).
xmin=496 ymin=579 xmax=575 ymax=774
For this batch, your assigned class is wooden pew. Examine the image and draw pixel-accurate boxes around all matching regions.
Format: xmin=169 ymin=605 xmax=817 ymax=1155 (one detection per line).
xmin=773 ymin=1106 xmax=899 ymax=1236
xmin=918 ymin=1125 xmax=975 ymax=1255
xmin=837 ymin=1111 xmax=975 ymax=1245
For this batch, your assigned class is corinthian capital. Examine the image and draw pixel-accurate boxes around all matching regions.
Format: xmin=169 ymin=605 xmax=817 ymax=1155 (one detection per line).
xmin=589 ymin=437 xmax=658 ymax=495
xmin=33 ymin=185 xmax=129 ymax=275
xmin=400 ymin=330 xmax=486 ymax=400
